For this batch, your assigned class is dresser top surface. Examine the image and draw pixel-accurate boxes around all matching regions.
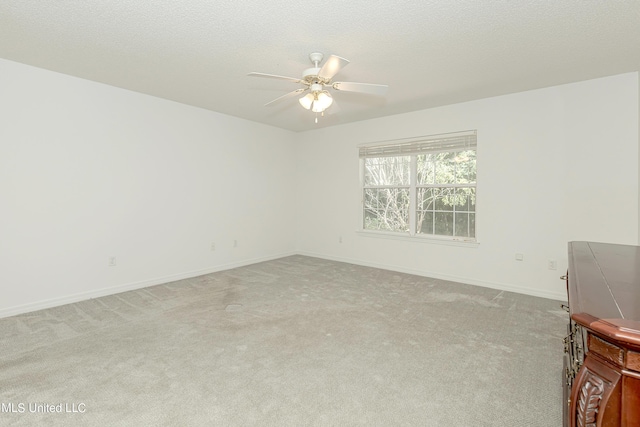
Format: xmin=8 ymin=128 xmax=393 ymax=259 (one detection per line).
xmin=568 ymin=241 xmax=640 ymax=323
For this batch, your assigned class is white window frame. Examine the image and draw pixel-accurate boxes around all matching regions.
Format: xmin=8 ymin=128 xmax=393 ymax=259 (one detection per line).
xmin=358 ymin=130 xmax=477 ymax=244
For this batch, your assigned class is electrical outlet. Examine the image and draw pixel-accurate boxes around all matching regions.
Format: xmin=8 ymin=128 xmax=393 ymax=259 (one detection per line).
xmin=108 ymin=256 xmax=116 ymax=267
xmin=515 ymin=253 xmax=524 ymax=261
xmin=548 ymin=259 xmax=557 ymax=270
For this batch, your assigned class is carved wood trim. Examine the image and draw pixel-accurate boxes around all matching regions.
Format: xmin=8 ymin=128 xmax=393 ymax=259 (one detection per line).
xmin=576 ymin=371 xmax=604 ymax=427
xmin=570 ymin=356 xmax=622 ymax=427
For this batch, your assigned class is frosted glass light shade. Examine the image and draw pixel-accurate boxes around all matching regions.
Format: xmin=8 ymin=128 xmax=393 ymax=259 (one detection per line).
xmin=299 ymin=93 xmax=314 ymax=110
xmin=316 ymin=92 xmax=333 ymax=110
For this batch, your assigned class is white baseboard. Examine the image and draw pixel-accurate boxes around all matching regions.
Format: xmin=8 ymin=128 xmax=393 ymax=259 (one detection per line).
xmin=296 ymin=250 xmax=567 ymax=301
xmin=0 ymin=251 xmax=296 ymax=319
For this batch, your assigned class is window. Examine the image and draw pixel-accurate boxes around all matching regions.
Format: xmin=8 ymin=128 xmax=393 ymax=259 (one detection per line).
xmin=360 ymin=131 xmax=477 ymax=241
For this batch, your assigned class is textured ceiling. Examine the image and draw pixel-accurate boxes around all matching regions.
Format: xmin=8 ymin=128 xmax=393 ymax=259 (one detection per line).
xmin=1 ymin=1 xmax=640 ymax=132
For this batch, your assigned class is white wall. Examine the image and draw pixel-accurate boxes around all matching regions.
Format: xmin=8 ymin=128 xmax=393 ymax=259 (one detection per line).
xmin=0 ymin=59 xmax=297 ymax=317
xmin=295 ymin=73 xmax=639 ymax=300
xmin=1 ymin=60 xmax=637 ymax=317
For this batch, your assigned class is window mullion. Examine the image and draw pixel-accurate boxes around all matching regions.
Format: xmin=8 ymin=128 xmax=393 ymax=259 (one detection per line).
xmin=409 ymin=155 xmax=417 ymax=236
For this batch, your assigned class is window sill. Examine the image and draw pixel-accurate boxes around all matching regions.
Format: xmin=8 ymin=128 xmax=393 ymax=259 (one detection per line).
xmin=356 ymin=230 xmax=479 ymax=247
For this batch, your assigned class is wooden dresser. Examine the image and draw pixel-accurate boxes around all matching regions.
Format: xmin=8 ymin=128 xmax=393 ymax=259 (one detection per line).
xmin=564 ymin=241 xmax=640 ymax=427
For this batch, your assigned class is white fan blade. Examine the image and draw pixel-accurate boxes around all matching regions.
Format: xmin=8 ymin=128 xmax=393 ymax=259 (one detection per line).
xmin=318 ymin=55 xmax=349 ymax=81
xmin=248 ymin=72 xmax=302 ymax=83
xmin=264 ymin=88 xmax=306 ymax=106
xmin=332 ymin=81 xmax=388 ymax=96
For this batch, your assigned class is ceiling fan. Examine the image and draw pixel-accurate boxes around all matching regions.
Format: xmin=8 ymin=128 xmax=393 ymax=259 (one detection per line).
xmin=248 ymin=52 xmax=388 ymax=120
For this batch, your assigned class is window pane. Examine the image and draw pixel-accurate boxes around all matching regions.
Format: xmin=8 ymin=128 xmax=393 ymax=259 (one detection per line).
xmin=454 ymin=187 xmax=476 ymax=212
xmin=416 ymin=187 xmax=435 ymax=211
xmin=416 ymin=154 xmax=435 ymax=185
xmin=469 ymin=213 xmax=476 ymax=237
xmin=469 ymin=189 xmax=476 ymax=212
xmin=364 ymin=209 xmax=386 ymax=230
xmin=363 ymin=188 xmax=409 ymax=232
xmin=364 ymin=156 xmax=410 ymax=186
xmin=364 ymin=209 xmax=377 ymax=227
xmin=455 ymin=150 xmax=476 ymax=184
xmin=417 ymin=211 xmax=434 ymax=235
xmin=455 ymin=213 xmax=469 ymax=237
xmin=364 ymin=188 xmax=378 ymax=209
xmin=434 ymin=212 xmax=454 ymax=236
xmin=434 ymin=187 xmax=455 ymax=211
xmin=434 ymin=152 xmax=456 ymax=184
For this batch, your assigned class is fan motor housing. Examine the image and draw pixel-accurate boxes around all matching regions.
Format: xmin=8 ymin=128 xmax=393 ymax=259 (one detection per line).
xmin=302 ymin=67 xmax=327 ymax=85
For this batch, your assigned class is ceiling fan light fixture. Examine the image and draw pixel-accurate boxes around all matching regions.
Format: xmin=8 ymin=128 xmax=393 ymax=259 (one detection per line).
xmin=318 ymin=91 xmax=333 ymax=108
xmin=299 ymin=93 xmax=314 ymax=110
xmin=312 ymin=91 xmax=333 ymax=113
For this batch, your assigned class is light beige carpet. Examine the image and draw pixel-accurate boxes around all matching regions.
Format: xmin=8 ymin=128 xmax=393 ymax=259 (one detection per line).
xmin=0 ymin=255 xmax=566 ymax=426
